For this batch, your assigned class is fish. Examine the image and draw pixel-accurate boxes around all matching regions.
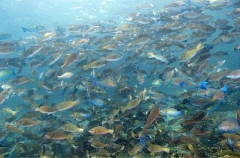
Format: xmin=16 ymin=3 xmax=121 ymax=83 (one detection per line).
xmin=1 ymin=0 xmax=240 ymax=157
xmin=0 ymin=33 xmax=12 ymax=40
xmin=22 ymin=45 xmax=42 ymax=58
xmin=45 ymin=130 xmax=73 ymax=140
xmin=61 ymin=53 xmax=79 ymax=69
xmin=21 ymin=25 xmax=45 ymax=32
xmin=179 ymin=42 xmax=204 ymax=62
xmin=226 ymin=70 xmax=240 ymax=79
xmin=1 ymin=107 xmax=18 ymax=115
xmin=56 ymin=100 xmax=79 ymax=111
xmin=148 ymin=52 xmax=169 ymax=63
xmin=38 ymin=32 xmax=55 ymax=42
xmin=38 ymin=82 xmax=53 ymax=92
xmin=6 ymin=124 xmax=24 ymax=133
xmin=160 ymin=107 xmax=183 ymax=117
xmin=212 ymin=51 xmax=229 ymax=57
xmin=11 ymin=77 xmax=34 ymax=85
xmin=89 ymin=126 xmax=114 ymax=135
xmin=136 ymin=3 xmax=155 ymax=10
xmin=149 ymin=90 xmax=172 ymax=103
xmin=128 ymin=143 xmax=145 ymax=156
xmin=82 ymin=25 xmax=100 ymax=37
xmin=100 ymin=54 xmax=122 ymax=61
xmin=128 ymin=37 xmax=150 ymax=47
xmin=83 ymin=60 xmax=106 ymax=70
xmin=218 ymin=119 xmax=240 ymax=133
xmin=16 ymin=118 xmax=40 ymax=127
xmin=88 ymin=98 xmax=106 ymax=107
xmin=47 ymin=51 xmax=63 ymax=65
xmin=237 ymin=103 xmax=240 ymax=126
xmin=121 ymin=99 xmax=141 ymax=113
xmin=57 ymin=72 xmax=74 ymax=79
xmin=61 ymin=123 xmax=84 ymax=133
xmin=0 ymin=88 xmax=12 ymax=105
xmin=191 ymin=98 xmax=213 ymax=107
xmin=35 ymin=106 xmax=57 ymax=114
xmin=91 ymin=142 xmax=108 ymax=149
xmin=99 ymin=20 xmax=116 ymax=25
xmin=182 ymin=110 xmax=207 ymax=126
xmin=181 ymin=135 xmax=202 ymax=145
xmin=212 ymin=90 xmax=225 ymax=101
xmin=147 ymin=144 xmax=170 ymax=154
xmin=172 ymin=77 xmax=208 ymax=90
xmin=0 ymin=41 xmax=18 ymax=54
xmin=143 ymin=107 xmax=159 ymax=131
xmin=0 ymin=68 xmax=16 ymax=81
xmin=94 ymin=78 xmax=117 ymax=87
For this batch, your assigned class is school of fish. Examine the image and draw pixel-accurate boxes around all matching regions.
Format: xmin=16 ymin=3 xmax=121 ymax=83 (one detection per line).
xmin=1 ymin=0 xmax=240 ymax=157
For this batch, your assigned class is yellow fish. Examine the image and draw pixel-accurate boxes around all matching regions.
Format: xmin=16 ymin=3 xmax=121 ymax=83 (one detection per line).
xmin=179 ymin=42 xmax=203 ymax=62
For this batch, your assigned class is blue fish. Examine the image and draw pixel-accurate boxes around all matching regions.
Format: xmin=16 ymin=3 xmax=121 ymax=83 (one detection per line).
xmin=137 ymin=134 xmax=149 ymax=149
xmin=88 ymin=98 xmax=106 ymax=107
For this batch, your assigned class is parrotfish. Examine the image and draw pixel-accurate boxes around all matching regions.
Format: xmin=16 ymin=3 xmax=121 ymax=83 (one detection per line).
xmin=143 ymin=107 xmax=160 ymax=131
xmin=160 ymin=107 xmax=183 ymax=117
xmin=212 ymin=90 xmax=225 ymax=101
xmin=172 ymin=77 xmax=208 ymax=90
xmin=0 ymin=68 xmax=16 ymax=82
xmin=226 ymin=69 xmax=240 ymax=79
xmin=88 ymin=98 xmax=106 ymax=107
xmin=218 ymin=119 xmax=240 ymax=133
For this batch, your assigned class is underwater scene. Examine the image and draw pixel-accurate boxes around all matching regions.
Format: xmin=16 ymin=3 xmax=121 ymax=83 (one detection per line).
xmin=1 ymin=0 xmax=240 ymax=157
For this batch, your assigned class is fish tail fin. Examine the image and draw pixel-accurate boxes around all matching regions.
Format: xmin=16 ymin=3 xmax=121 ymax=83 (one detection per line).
xmin=211 ymin=96 xmax=215 ymax=101
xmin=163 ymin=147 xmax=170 ymax=154
xmin=121 ymin=107 xmax=126 ymax=113
xmin=93 ymin=80 xmax=97 ymax=86
xmin=179 ymin=110 xmax=184 ymax=116
xmin=227 ymin=137 xmax=234 ymax=149
xmin=83 ymin=65 xmax=88 ymax=71
xmin=68 ymin=134 xmax=74 ymax=140
xmin=220 ymin=86 xmax=228 ymax=93
xmin=12 ymin=68 xmax=16 ymax=76
xmin=108 ymin=129 xmax=114 ymax=135
xmin=30 ymin=78 xmax=35 ymax=82
xmin=199 ymin=81 xmax=208 ymax=89
xmin=38 ymin=82 xmax=43 ymax=88
xmin=84 ymin=113 xmax=91 ymax=118
xmin=147 ymin=52 xmax=154 ymax=58
xmin=88 ymin=99 xmax=93 ymax=105
xmin=21 ymin=27 xmax=27 ymax=32
xmin=197 ymin=42 xmax=204 ymax=50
